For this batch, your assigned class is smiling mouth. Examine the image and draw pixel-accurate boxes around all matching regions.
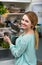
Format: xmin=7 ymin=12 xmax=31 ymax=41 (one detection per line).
xmin=21 ymin=24 xmax=27 ymax=27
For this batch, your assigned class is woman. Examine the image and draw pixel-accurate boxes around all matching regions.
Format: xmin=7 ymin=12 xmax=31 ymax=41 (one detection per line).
xmin=4 ymin=11 xmax=39 ymax=65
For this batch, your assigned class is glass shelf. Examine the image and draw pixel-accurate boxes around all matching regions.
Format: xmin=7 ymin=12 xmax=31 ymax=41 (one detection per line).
xmin=7 ymin=13 xmax=24 ymax=16
xmin=0 ymin=47 xmax=8 ymax=50
xmin=0 ymin=0 xmax=31 ymax=3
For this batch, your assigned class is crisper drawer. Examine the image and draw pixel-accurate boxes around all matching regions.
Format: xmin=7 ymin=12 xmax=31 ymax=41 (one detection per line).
xmin=0 ymin=48 xmax=14 ymax=61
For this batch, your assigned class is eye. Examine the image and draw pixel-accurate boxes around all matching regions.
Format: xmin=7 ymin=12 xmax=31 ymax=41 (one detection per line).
xmin=25 ymin=20 xmax=28 ymax=23
xmin=21 ymin=19 xmax=24 ymax=21
xmin=21 ymin=18 xmax=28 ymax=23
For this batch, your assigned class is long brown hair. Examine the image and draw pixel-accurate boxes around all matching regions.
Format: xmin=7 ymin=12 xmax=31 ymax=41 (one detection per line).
xmin=25 ymin=11 xmax=39 ymax=49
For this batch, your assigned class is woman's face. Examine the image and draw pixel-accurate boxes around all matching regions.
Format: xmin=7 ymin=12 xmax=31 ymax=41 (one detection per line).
xmin=21 ymin=15 xmax=32 ymax=30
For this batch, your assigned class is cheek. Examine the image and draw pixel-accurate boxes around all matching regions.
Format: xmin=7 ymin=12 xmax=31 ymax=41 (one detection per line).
xmin=27 ymin=23 xmax=31 ymax=28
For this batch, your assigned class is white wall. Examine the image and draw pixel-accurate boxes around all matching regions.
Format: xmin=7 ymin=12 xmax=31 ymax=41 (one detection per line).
xmin=26 ymin=0 xmax=42 ymax=11
xmin=32 ymin=0 xmax=42 ymax=2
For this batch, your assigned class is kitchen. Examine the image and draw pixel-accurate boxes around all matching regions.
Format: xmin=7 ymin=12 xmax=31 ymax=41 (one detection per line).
xmin=0 ymin=0 xmax=42 ymax=65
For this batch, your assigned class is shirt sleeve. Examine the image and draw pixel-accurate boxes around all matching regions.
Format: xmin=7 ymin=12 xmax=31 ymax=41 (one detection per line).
xmin=9 ymin=37 xmax=28 ymax=58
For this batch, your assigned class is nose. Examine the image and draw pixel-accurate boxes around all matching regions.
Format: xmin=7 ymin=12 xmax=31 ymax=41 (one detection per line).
xmin=21 ymin=19 xmax=25 ymax=24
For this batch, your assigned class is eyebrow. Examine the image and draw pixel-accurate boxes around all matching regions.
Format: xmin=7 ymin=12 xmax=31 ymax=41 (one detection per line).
xmin=22 ymin=18 xmax=29 ymax=23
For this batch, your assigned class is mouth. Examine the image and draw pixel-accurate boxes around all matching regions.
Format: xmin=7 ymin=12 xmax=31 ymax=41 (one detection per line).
xmin=21 ymin=24 xmax=27 ymax=27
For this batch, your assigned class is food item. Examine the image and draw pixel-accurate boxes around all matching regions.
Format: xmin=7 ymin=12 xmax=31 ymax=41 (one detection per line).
xmin=1 ymin=41 xmax=9 ymax=48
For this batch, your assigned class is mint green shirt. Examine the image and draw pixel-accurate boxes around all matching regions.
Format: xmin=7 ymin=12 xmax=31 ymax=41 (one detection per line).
xmin=10 ymin=34 xmax=37 ymax=65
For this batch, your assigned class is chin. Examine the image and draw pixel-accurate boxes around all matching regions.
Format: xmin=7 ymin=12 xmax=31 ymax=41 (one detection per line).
xmin=20 ymin=25 xmax=26 ymax=29
xmin=21 ymin=27 xmax=26 ymax=30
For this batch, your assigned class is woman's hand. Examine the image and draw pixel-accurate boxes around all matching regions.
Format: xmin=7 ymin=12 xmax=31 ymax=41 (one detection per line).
xmin=3 ymin=35 xmax=12 ymax=45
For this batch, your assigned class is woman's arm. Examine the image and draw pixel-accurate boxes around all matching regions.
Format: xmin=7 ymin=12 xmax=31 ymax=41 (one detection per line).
xmin=9 ymin=37 xmax=28 ymax=58
xmin=4 ymin=35 xmax=28 ymax=58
